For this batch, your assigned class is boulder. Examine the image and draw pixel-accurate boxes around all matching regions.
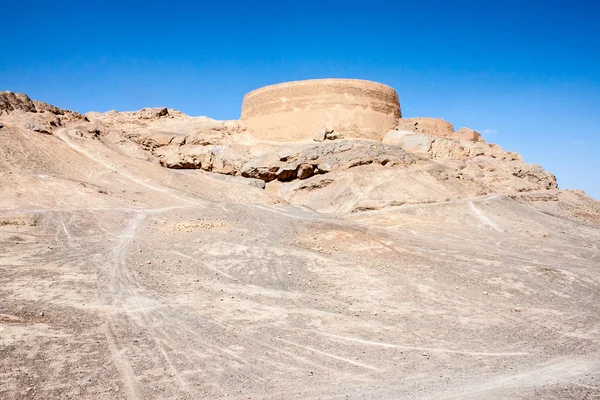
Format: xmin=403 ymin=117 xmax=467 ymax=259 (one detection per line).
xmin=297 ymin=164 xmax=315 ymax=180
xmin=313 ymin=130 xmax=327 ymax=142
xmin=325 ymin=131 xmax=341 ymax=140
xmin=276 ymin=164 xmax=299 ymax=181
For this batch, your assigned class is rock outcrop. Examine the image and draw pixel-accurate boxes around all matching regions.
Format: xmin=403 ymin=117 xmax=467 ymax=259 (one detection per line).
xmin=0 ymin=90 xmax=561 ymax=204
xmin=158 ymin=140 xmax=416 ymax=183
xmin=0 ymin=91 xmax=38 ymax=114
xmin=0 ymin=92 xmax=86 ymax=135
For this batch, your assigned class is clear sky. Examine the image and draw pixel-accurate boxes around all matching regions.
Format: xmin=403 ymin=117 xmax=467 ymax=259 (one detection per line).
xmin=2 ymin=0 xmax=599 ymax=198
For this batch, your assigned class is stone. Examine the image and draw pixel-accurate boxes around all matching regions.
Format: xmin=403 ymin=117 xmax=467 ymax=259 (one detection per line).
xmin=278 ymin=149 xmax=292 ymax=161
xmin=25 ymin=124 xmax=51 ymax=134
xmin=317 ymin=163 xmax=332 ymax=173
xmin=325 ymin=130 xmax=341 ymax=140
xmin=32 ymin=100 xmax=64 ymax=115
xmin=313 ymin=130 xmax=327 ymax=142
xmin=297 ymin=164 xmax=314 ymax=180
xmin=276 ymin=165 xmax=298 ymax=181
xmin=240 ymin=163 xmax=279 ymax=182
xmin=138 ymin=107 xmax=169 ymax=119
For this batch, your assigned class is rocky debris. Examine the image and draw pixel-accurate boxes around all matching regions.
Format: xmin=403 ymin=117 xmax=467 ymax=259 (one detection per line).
xmin=325 ymin=131 xmax=342 ymax=140
xmin=240 ymin=141 xmax=415 ymax=183
xmin=138 ymin=107 xmax=169 ymax=119
xmin=25 ymin=124 xmax=51 ymax=134
xmin=313 ymin=130 xmax=327 ymax=142
xmin=0 ymin=122 xmax=4 ymax=129
xmin=297 ymin=164 xmax=314 ymax=180
xmin=313 ymin=129 xmax=341 ymax=141
xmin=0 ymin=92 xmax=83 ymax=120
xmin=158 ymin=139 xmax=416 ymax=184
xmin=459 ymin=156 xmax=558 ymax=191
xmin=0 ymin=91 xmax=37 ymax=114
xmin=385 ymin=129 xmax=520 ymax=162
xmin=32 ymin=100 xmax=65 ymax=115
xmin=159 ymin=145 xmax=248 ymax=175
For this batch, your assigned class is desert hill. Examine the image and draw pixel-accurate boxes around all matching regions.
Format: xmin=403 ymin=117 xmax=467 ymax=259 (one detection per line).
xmin=1 ymin=90 xmax=599 ymax=399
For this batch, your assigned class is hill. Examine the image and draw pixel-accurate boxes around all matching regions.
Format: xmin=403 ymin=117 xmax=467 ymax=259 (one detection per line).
xmin=1 ymin=91 xmax=599 ymax=399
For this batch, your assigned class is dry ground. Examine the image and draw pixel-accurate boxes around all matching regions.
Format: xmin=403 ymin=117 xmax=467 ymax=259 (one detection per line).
xmin=1 ymin=124 xmax=599 ymax=399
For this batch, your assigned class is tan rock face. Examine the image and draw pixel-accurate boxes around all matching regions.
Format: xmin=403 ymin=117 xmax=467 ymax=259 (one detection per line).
xmin=240 ymin=79 xmax=401 ymax=142
xmin=396 ymin=117 xmax=454 ymax=138
xmin=5 ymin=93 xmax=600 ymax=400
xmin=453 ymin=127 xmax=483 ymax=142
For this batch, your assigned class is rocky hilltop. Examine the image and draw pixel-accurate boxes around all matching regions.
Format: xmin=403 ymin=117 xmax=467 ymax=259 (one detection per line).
xmin=1 ymin=89 xmax=599 ymax=399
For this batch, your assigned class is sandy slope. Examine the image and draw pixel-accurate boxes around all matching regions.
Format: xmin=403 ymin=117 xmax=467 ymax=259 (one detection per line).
xmin=1 ymin=100 xmax=599 ymax=399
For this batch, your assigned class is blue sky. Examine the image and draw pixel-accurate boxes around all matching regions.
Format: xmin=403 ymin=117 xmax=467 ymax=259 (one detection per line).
xmin=2 ymin=0 xmax=599 ymax=198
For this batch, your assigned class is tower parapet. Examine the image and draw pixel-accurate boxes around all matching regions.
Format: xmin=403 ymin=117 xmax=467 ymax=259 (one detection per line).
xmin=240 ymin=79 xmax=401 ymax=142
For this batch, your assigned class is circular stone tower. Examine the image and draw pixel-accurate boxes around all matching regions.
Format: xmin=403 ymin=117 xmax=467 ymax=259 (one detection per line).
xmin=240 ymin=79 xmax=401 ymax=142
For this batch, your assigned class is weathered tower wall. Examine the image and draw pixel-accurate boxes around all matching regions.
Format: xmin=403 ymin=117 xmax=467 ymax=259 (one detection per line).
xmin=240 ymin=79 xmax=401 ymax=142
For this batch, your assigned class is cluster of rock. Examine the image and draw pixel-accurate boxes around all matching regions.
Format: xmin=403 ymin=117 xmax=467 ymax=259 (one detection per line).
xmin=159 ymin=139 xmax=416 ymax=183
xmin=383 ymin=128 xmax=556 ymax=190
xmin=0 ymin=89 xmax=558 ymax=195
xmin=383 ymin=128 xmax=515 ymax=160
xmin=0 ymin=91 xmax=85 ymax=118
xmin=72 ymin=99 xmax=556 ymax=193
xmin=0 ymin=91 xmax=86 ymax=133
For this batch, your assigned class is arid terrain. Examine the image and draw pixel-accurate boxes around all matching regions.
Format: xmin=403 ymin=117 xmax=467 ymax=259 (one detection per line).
xmin=1 ymin=91 xmax=599 ymax=399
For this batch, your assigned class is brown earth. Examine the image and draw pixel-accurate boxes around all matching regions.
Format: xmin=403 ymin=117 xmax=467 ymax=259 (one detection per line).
xmin=1 ymin=93 xmax=599 ymax=399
